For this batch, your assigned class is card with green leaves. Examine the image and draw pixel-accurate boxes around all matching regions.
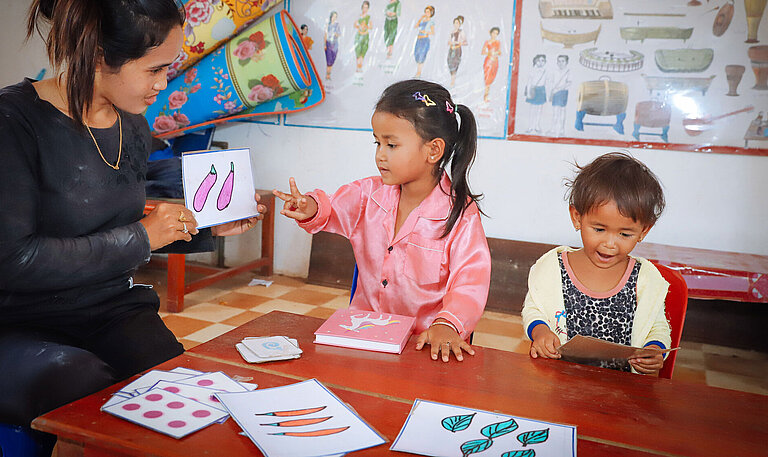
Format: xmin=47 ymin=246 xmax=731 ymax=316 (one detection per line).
xmin=391 ymin=399 xmax=576 ymax=457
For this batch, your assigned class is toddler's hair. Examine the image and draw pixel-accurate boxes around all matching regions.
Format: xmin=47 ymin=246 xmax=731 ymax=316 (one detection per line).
xmin=375 ymin=79 xmax=481 ymax=238
xmin=566 ymin=152 xmax=665 ymax=227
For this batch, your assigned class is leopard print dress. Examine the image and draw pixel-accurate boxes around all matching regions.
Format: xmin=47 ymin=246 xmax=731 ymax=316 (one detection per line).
xmin=560 ymin=252 xmax=640 ymax=372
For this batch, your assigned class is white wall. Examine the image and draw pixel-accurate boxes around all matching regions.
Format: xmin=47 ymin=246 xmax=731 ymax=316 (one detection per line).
xmin=4 ymin=2 xmax=767 ymax=278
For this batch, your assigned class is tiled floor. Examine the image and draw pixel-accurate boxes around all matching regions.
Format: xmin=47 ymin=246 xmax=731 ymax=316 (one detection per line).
xmin=135 ymin=266 xmax=768 ymax=396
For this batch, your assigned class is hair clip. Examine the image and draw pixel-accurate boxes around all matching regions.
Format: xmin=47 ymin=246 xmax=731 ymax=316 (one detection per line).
xmin=412 ymin=91 xmax=436 ymax=107
xmin=445 ymin=101 xmax=454 ymax=114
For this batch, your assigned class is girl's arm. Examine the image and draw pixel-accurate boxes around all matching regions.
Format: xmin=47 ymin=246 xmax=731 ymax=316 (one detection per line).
xmin=435 ymin=210 xmax=491 ymax=340
xmin=275 ymin=177 xmax=371 ymax=239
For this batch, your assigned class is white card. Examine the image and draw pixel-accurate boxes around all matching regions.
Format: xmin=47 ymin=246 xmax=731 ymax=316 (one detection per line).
xmin=242 ymin=336 xmax=302 ymax=358
xmin=182 ymin=148 xmax=258 ymax=229
xmin=149 ymin=381 xmax=228 ymax=412
xmin=176 ymin=371 xmax=249 ymax=393
xmin=215 ymin=379 xmax=386 ymax=457
xmin=236 ymin=342 xmax=301 ymax=364
xmin=391 ymin=399 xmax=577 ymax=457
xmin=103 ymin=389 xmax=228 ymax=439
xmin=118 ymin=370 xmax=195 ymax=397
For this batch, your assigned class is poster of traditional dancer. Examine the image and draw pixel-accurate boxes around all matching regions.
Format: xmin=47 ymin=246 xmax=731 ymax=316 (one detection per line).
xmin=284 ymin=0 xmax=515 ymax=139
xmin=508 ymin=0 xmax=768 ymax=155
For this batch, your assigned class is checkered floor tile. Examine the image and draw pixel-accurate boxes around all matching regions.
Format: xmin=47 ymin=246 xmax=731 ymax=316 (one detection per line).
xmin=135 ymin=266 xmax=768 ymax=396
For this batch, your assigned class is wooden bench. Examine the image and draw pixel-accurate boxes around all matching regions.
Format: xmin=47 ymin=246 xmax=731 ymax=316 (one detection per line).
xmin=144 ymin=190 xmax=275 ymax=313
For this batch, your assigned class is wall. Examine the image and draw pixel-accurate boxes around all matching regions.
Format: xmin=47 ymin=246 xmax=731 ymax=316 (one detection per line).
xmin=3 ymin=2 xmax=767 ymax=278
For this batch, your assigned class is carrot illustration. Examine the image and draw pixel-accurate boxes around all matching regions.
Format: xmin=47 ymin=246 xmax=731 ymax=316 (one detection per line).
xmin=255 ymin=406 xmax=326 ymax=417
xmin=193 ymin=164 xmax=217 ymax=212
xmin=268 ymin=426 xmax=349 ymax=437
xmin=216 ymin=162 xmax=234 ymax=211
xmin=262 ymin=416 xmax=332 ymax=427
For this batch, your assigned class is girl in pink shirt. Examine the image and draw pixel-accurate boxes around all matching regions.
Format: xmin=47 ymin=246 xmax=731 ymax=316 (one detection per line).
xmin=274 ymin=80 xmax=491 ymax=362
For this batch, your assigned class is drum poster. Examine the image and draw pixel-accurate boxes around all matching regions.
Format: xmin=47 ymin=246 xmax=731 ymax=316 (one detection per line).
xmin=508 ymin=0 xmax=768 ymax=155
xmin=283 ymin=0 xmax=516 ymax=139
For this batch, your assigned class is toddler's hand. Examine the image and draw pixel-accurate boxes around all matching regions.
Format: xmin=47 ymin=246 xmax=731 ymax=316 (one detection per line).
xmin=529 ymin=324 xmax=561 ymax=359
xmin=273 ymin=177 xmax=318 ymax=222
xmin=629 ymin=352 xmax=664 ymax=375
xmin=415 ymin=320 xmax=475 ymax=362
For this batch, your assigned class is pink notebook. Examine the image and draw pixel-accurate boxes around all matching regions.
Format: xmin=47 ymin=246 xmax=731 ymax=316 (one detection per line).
xmin=314 ymin=309 xmax=416 ymax=354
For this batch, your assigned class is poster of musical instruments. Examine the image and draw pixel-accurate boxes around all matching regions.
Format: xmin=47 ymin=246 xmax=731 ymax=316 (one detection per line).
xmin=508 ymin=0 xmax=768 ymax=155
xmin=283 ymin=0 xmax=515 ymax=139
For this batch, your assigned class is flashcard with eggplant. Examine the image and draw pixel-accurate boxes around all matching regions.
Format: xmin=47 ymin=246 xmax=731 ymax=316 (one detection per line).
xmin=181 ymin=148 xmax=259 ymax=229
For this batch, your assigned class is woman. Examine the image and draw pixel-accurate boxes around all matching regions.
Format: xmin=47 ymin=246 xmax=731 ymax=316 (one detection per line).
xmin=481 ymin=27 xmax=502 ymax=103
xmin=447 ymin=15 xmax=467 ymax=87
xmin=354 ymin=1 xmax=372 ymax=72
xmin=324 ymin=11 xmax=340 ymax=80
xmin=413 ymin=5 xmax=436 ymax=78
xmin=0 ymin=0 xmax=265 ymax=451
xmin=383 ymin=0 xmax=402 ymax=58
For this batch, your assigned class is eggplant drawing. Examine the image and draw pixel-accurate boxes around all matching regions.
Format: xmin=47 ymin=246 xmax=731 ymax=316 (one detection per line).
xmin=217 ymin=161 xmax=235 ymax=211
xmin=193 ymin=164 xmax=217 ymax=212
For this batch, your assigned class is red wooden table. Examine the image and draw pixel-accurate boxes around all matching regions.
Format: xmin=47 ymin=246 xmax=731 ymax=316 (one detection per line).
xmin=33 ymin=311 xmax=767 ymax=456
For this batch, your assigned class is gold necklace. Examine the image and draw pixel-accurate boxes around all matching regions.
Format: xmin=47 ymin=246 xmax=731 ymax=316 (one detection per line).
xmin=85 ymin=106 xmax=122 ymax=170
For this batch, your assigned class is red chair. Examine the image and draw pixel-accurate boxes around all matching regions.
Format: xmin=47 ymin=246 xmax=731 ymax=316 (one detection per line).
xmin=653 ymin=263 xmax=689 ymax=379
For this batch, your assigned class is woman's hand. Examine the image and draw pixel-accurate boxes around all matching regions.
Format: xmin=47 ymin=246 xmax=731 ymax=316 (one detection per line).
xmin=273 ymin=177 xmax=318 ymax=222
xmin=140 ymin=202 xmax=199 ymax=251
xmin=529 ymin=324 xmax=562 ymax=359
xmin=211 ymin=192 xmax=267 ymax=236
xmin=415 ymin=319 xmax=475 ymax=362
xmin=629 ymin=353 xmax=664 ymax=375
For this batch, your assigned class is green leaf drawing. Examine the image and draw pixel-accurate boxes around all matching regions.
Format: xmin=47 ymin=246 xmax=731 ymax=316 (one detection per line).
xmin=441 ymin=413 xmax=476 ymax=433
xmin=517 ymin=428 xmax=550 ymax=447
xmin=501 ymin=450 xmax=535 ymax=457
xmin=460 ymin=438 xmax=493 ymax=457
xmin=480 ymin=418 xmax=519 ymax=439
xmin=239 ymin=58 xmax=250 ymax=67
xmin=248 ymin=79 xmax=260 ymax=90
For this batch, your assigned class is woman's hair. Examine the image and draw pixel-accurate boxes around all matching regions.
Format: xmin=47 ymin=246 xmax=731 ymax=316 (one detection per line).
xmin=490 ymin=26 xmax=500 ymax=35
xmin=425 ymin=6 xmax=436 ymax=17
xmin=329 ymin=11 xmax=337 ymax=22
xmin=454 ymin=16 xmax=464 ymax=25
xmin=375 ymin=79 xmax=482 ymax=238
xmin=26 ymin=0 xmax=184 ymax=128
xmin=533 ymin=54 xmax=545 ymax=64
xmin=362 ymin=1 xmax=370 ymax=8
xmin=566 ymin=152 xmax=665 ymax=228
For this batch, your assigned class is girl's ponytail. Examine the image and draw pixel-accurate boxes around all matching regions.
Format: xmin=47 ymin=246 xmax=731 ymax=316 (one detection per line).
xmin=443 ymin=103 xmax=482 ymax=238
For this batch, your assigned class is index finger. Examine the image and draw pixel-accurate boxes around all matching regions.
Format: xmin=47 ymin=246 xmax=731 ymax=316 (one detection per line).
xmin=272 ymin=189 xmax=293 ymax=203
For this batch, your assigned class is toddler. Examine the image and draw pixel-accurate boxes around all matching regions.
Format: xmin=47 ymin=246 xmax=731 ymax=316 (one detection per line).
xmin=522 ymin=152 xmax=671 ymax=374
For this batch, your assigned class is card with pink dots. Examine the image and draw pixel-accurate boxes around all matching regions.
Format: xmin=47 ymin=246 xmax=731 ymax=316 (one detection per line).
xmin=102 ymin=389 xmax=228 ymax=439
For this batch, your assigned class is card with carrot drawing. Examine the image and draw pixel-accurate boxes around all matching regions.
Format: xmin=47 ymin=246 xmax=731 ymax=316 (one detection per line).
xmin=181 ymin=147 xmax=259 ymax=228
xmin=215 ymin=378 xmax=386 ymax=456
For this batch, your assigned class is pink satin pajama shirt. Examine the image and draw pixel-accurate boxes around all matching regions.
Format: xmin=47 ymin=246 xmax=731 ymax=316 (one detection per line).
xmin=299 ymin=174 xmax=491 ymax=339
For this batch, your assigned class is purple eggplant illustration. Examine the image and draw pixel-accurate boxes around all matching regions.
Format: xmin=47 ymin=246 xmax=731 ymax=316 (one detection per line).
xmin=193 ymin=164 xmax=217 ymax=212
xmin=217 ymin=162 xmax=235 ymax=211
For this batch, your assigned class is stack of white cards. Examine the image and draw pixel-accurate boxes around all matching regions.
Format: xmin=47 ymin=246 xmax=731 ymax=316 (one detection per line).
xmin=101 ymin=367 xmax=257 ymax=438
xmin=236 ymin=336 xmax=302 ymax=363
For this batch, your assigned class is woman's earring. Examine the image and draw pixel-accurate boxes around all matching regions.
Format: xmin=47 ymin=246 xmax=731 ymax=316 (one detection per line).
xmin=575 ymin=226 xmax=580 ymax=231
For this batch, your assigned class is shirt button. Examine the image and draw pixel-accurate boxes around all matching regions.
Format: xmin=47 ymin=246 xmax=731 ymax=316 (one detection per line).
xmin=382 ymin=279 xmax=388 ymax=287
